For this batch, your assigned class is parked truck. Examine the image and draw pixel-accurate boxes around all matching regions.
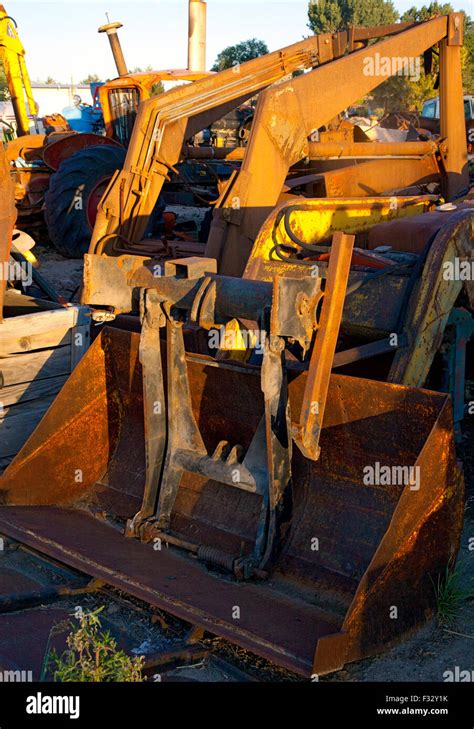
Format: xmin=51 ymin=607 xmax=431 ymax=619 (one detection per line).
xmin=421 ymin=94 xmax=474 ymax=153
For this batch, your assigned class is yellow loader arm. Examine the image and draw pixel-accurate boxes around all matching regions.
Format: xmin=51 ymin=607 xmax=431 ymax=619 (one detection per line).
xmin=206 ymin=13 xmax=468 ymax=275
xmin=0 ymin=5 xmax=37 ymax=136
xmin=88 ymin=22 xmax=420 ymax=258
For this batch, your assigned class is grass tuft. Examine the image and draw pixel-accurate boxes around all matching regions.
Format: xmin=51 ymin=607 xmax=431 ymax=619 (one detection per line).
xmin=431 ymin=564 xmax=474 ymax=629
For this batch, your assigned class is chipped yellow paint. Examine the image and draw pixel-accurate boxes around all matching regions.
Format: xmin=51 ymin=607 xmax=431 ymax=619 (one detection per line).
xmin=245 ymin=196 xmax=436 ymax=275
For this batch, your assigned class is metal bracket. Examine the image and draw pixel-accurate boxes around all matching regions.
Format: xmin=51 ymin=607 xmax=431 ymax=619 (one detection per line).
xmin=127 ymin=236 xmax=353 ymax=575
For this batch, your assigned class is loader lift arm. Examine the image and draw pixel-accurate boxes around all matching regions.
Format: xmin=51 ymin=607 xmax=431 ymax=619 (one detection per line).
xmin=0 ymin=5 xmax=37 ymax=136
xmin=88 ymin=21 xmax=423 ymax=260
xmin=207 ymin=13 xmax=468 ymax=276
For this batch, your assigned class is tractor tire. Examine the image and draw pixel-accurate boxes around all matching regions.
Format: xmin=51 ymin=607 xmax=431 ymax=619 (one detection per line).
xmin=45 ymin=144 xmax=126 ymax=258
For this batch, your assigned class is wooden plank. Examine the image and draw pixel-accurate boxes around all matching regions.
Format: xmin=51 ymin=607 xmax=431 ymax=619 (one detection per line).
xmin=0 ymin=305 xmax=79 ymax=338
xmin=0 ymin=326 xmax=72 ymax=357
xmin=0 ymin=398 xmax=55 ymax=458
xmin=0 ymin=346 xmax=71 ymax=387
xmin=0 ymin=374 xmax=68 ymax=409
xmin=2 ymin=289 xmax=63 ymax=316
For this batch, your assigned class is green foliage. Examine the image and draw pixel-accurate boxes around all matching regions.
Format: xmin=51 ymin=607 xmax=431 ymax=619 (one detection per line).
xmin=308 ymin=0 xmax=398 ymax=34
xmin=131 ymin=65 xmax=153 ymax=73
xmin=432 ymin=565 xmax=474 ymax=628
xmin=47 ymin=607 xmax=145 ymax=682
xmin=151 ymin=81 xmax=165 ymax=96
xmin=345 ymin=0 xmax=399 ymax=27
xmin=118 ymin=66 xmax=164 ymax=97
xmin=370 ymin=67 xmax=438 ymax=112
xmin=80 ymin=73 xmax=101 ymax=85
xmin=211 ymin=39 xmax=269 ymax=71
xmin=308 ymin=1 xmax=474 ymax=109
xmin=386 ymin=4 xmax=474 ymax=103
xmin=401 ymin=2 xmax=453 ymax=22
xmin=308 ymin=0 xmax=343 ymax=33
xmin=463 ymin=17 xmax=474 ymax=92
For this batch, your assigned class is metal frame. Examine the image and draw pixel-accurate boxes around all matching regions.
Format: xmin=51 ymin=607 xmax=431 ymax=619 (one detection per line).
xmin=127 ymin=234 xmax=354 ymax=576
xmin=88 ymin=20 xmax=439 ymax=259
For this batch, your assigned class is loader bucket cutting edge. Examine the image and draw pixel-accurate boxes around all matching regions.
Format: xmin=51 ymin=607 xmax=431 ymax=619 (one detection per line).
xmin=0 ymin=327 xmax=463 ymax=676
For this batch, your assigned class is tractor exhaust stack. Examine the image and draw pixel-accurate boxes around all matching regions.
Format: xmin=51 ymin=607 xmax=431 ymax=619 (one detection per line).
xmin=188 ymin=0 xmax=206 ymax=72
xmin=98 ymin=21 xmax=128 ymax=77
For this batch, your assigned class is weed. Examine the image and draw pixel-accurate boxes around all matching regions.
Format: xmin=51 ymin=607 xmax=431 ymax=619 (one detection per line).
xmin=47 ymin=607 xmax=145 ymax=682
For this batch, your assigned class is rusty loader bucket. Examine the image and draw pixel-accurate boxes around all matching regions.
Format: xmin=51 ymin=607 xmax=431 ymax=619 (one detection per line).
xmin=0 ymin=247 xmax=463 ymax=676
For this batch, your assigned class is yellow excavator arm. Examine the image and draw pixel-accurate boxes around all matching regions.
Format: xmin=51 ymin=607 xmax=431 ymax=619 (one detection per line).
xmin=0 ymin=4 xmax=37 ymax=136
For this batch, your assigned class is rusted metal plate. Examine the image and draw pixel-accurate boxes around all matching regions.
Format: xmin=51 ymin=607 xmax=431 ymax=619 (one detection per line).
xmin=322 ymin=155 xmax=440 ymax=198
xmin=0 ymin=607 xmax=69 ymax=678
xmin=343 ymin=402 xmax=464 ymax=664
xmin=0 ymin=568 xmax=45 ymax=596
xmin=388 ymin=210 xmax=474 ymax=386
xmin=0 ymin=507 xmax=337 ymax=676
xmin=368 ymin=199 xmax=474 ymax=253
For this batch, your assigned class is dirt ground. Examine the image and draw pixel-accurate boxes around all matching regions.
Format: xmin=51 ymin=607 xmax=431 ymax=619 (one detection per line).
xmin=17 ymin=243 xmax=474 ymax=683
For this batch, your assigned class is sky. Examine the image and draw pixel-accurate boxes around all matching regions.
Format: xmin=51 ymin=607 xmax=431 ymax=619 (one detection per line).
xmin=9 ymin=0 xmax=474 ymax=84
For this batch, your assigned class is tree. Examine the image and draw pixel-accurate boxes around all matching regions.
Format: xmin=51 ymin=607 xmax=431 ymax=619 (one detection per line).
xmin=131 ymin=65 xmax=153 ymax=73
xmin=44 ymin=76 xmax=58 ymax=85
xmin=211 ymin=39 xmax=269 ymax=71
xmin=129 ymin=67 xmax=164 ymax=96
xmin=395 ymin=4 xmax=474 ymax=104
xmin=464 ymin=17 xmax=474 ymax=92
xmin=80 ymin=73 xmax=101 ymax=84
xmin=401 ymin=2 xmax=452 ymax=22
xmin=151 ymin=81 xmax=164 ymax=96
xmin=307 ymin=0 xmax=342 ymax=33
xmin=402 ymin=3 xmax=474 ymax=95
xmin=308 ymin=1 xmax=399 ymax=112
xmin=308 ymin=0 xmax=398 ymax=34
xmin=346 ymin=0 xmax=398 ymax=26
xmin=308 ymin=1 xmax=474 ymax=110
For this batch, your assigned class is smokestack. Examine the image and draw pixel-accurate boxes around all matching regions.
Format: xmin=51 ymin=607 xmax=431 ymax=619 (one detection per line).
xmin=188 ymin=0 xmax=206 ymax=72
xmin=98 ymin=21 xmax=128 ymax=77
